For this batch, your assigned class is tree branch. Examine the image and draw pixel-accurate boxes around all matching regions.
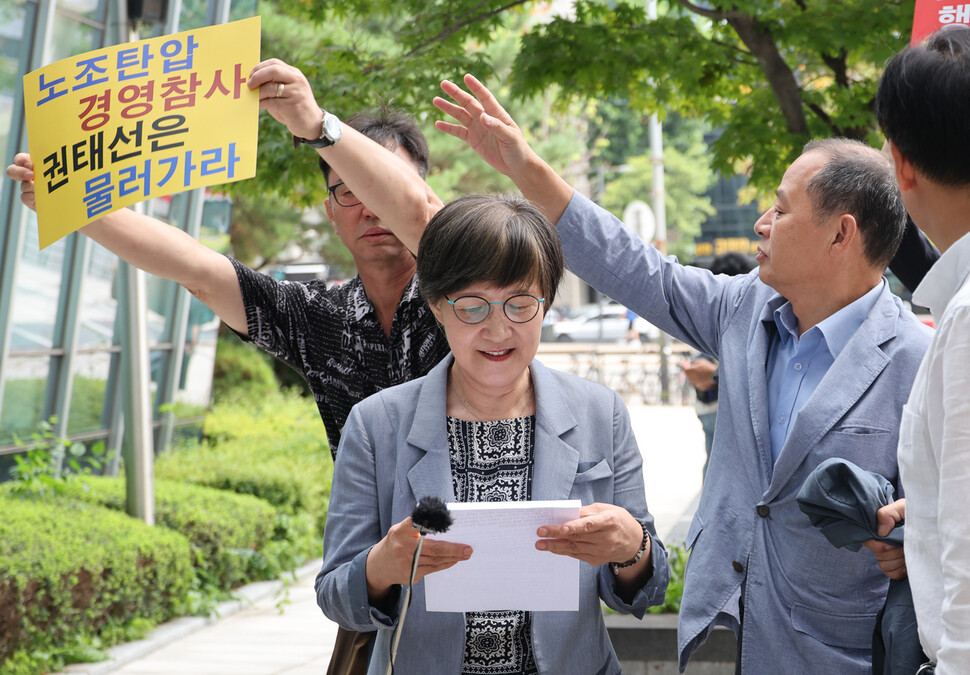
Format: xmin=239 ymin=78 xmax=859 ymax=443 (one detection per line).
xmin=710 ymin=37 xmax=755 ymax=61
xmin=726 ymin=13 xmax=809 ymax=136
xmin=806 ymin=101 xmax=844 ymax=137
xmin=402 ymin=0 xmax=532 ymax=60
xmin=820 ymin=48 xmax=849 ymax=89
xmin=677 ymin=0 xmax=744 ymax=21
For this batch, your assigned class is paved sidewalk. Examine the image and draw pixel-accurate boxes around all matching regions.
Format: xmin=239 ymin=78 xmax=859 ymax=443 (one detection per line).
xmin=60 ymin=403 xmax=705 ymax=674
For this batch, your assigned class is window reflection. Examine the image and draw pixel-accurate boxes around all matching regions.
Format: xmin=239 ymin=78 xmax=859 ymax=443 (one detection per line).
xmin=78 ymin=241 xmax=119 ymax=347
xmin=0 ymin=356 xmax=51 ymax=445
xmin=58 ymin=0 xmax=106 ymax=21
xmin=67 ymin=351 xmax=111 ymax=434
xmin=49 ymin=12 xmax=102 ymax=62
xmin=0 ymin=1 xmax=36 ymax=178
xmin=12 ymin=220 xmax=65 ymax=350
xmin=178 ymin=295 xmax=217 ymax=409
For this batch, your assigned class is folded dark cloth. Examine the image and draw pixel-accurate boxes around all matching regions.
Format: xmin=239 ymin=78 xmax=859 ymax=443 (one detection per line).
xmin=796 ymin=457 xmax=904 ymax=551
xmin=798 ymin=458 xmax=925 ymax=675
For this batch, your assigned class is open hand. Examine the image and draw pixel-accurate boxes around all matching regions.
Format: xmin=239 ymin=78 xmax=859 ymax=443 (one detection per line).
xmin=536 ymin=503 xmax=646 ymax=567
xmin=433 ymin=75 xmax=535 ymax=178
xmin=366 ymin=516 xmax=472 ymax=602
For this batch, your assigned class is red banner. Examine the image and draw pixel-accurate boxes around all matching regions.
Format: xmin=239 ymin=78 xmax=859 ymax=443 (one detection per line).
xmin=912 ymin=0 xmax=970 ymax=45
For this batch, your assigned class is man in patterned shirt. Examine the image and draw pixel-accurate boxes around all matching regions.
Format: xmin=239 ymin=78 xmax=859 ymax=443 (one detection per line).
xmin=228 ymin=103 xmax=449 ymax=455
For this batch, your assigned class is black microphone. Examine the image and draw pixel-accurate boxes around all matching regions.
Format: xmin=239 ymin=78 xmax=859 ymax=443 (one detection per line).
xmin=411 ymin=496 xmax=452 ymax=535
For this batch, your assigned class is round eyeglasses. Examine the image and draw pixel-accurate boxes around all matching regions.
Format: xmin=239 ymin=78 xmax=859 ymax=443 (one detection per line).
xmin=327 ymin=182 xmax=361 ymax=207
xmin=446 ymin=294 xmax=545 ymax=324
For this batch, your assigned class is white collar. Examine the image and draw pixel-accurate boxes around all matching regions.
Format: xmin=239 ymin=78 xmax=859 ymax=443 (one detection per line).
xmin=912 ymin=231 xmax=970 ymax=321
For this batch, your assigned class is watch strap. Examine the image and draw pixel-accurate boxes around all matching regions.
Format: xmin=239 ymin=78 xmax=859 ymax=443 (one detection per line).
xmin=293 ymin=109 xmax=338 ymax=148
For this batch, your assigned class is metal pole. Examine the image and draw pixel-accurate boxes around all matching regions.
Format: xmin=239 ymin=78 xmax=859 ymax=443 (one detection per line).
xmin=123 ymin=22 xmax=154 ymax=524
xmin=646 ymin=0 xmax=670 ymax=403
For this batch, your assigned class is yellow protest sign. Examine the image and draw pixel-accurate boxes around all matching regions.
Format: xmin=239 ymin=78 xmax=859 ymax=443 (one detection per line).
xmin=23 ymin=16 xmax=261 ymax=249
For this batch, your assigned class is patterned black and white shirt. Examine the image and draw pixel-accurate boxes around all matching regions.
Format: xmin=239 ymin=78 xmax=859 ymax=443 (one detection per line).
xmin=448 ymin=415 xmax=539 ymax=675
xmin=231 ymin=258 xmax=450 ymax=457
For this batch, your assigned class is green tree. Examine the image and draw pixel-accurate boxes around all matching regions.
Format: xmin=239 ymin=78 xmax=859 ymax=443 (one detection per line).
xmin=599 ymin=124 xmax=715 ymax=260
xmin=512 ymin=0 xmax=910 ymax=194
xmin=231 ymin=1 xmax=724 ymax=269
xmin=251 ymin=0 xmax=911 ymax=199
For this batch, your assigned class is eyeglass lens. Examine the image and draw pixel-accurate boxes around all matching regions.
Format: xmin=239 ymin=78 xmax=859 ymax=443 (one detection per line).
xmin=450 ymin=295 xmax=543 ymax=324
xmin=328 ymin=182 xmax=360 ymax=207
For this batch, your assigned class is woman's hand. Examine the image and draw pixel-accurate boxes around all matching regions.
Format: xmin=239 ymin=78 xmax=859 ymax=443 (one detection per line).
xmin=365 ymin=516 xmax=472 ymax=604
xmin=535 ymin=503 xmax=647 ymax=567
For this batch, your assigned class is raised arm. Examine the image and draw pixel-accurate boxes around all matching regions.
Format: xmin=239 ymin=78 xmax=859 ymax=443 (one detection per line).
xmin=7 ymin=153 xmax=248 ymax=332
xmin=250 ymin=59 xmax=440 ymax=254
xmin=433 ymin=75 xmax=573 ymax=230
xmin=433 ymin=75 xmax=743 ymax=358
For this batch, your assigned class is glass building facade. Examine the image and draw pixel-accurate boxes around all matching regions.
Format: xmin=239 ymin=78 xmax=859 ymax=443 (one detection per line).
xmin=0 ymin=0 xmax=253 ymax=474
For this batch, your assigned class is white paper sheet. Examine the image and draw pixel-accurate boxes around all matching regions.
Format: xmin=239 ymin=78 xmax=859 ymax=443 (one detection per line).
xmin=423 ymin=500 xmax=581 ymax=612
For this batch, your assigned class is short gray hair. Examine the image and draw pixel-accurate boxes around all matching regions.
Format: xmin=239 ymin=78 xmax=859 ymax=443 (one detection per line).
xmin=802 ymin=138 xmax=906 ymax=268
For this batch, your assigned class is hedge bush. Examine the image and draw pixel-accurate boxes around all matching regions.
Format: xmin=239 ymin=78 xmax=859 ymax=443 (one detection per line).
xmin=201 ymin=384 xmax=325 ymax=446
xmin=55 ymin=477 xmax=296 ymax=591
xmin=210 ymin=334 xmax=279 ymax=402
xmin=156 ymin=388 xmax=333 ymax=535
xmin=0 ymin=493 xmax=194 ymax=672
xmin=156 ymin=438 xmax=331 ymax=536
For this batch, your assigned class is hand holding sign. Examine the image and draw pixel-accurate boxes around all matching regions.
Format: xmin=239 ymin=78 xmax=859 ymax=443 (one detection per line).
xmin=22 ymin=17 xmax=261 ymax=248
xmin=248 ymin=58 xmax=326 ymax=142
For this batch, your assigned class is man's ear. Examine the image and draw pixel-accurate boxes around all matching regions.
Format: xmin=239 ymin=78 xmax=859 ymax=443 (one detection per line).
xmin=889 ymin=141 xmax=918 ymax=192
xmin=831 ymin=213 xmax=858 ymax=254
xmin=324 ymin=198 xmax=335 ymax=225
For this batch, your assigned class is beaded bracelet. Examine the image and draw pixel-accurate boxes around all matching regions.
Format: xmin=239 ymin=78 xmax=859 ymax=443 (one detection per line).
xmin=610 ymin=520 xmax=650 ymax=574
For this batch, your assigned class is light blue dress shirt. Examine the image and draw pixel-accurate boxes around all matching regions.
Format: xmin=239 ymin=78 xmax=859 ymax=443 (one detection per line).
xmin=765 ymin=281 xmax=885 ymax=464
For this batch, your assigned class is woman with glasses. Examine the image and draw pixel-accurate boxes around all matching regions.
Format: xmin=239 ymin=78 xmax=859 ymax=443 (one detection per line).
xmin=315 ymin=193 xmax=669 ymax=675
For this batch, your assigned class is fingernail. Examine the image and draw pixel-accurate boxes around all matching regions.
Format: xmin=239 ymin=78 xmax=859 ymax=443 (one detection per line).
xmin=561 ymin=526 xmax=570 ymax=536
xmin=463 ymin=547 xmax=472 ymax=558
xmin=537 ymin=527 xmax=548 ymax=537
xmin=536 ymin=541 xmax=547 ymax=550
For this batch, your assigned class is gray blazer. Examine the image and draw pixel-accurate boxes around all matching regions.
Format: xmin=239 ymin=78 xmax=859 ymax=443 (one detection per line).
xmin=315 ymin=355 xmax=670 ymax=675
xmin=558 ymin=192 xmax=932 ymax=674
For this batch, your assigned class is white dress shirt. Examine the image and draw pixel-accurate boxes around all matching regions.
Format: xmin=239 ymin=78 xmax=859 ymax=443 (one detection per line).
xmin=898 ymin=231 xmax=970 ymax=674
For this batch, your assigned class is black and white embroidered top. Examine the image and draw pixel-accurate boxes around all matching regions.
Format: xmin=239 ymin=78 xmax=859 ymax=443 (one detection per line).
xmin=231 ymin=258 xmax=450 ymax=457
xmin=448 ymin=415 xmax=539 ymax=675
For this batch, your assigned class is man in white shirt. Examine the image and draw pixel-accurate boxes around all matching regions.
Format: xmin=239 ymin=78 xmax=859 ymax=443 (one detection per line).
xmin=875 ymin=25 xmax=970 ymax=673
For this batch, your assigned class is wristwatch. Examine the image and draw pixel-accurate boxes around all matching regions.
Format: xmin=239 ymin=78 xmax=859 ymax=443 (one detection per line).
xmin=295 ymin=109 xmax=342 ymax=148
xmin=610 ymin=520 xmax=650 ymax=575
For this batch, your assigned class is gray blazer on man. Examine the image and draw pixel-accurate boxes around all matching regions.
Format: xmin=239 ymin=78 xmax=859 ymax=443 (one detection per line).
xmin=558 ymin=192 xmax=931 ymax=673
xmin=315 ymin=355 xmax=670 ymax=675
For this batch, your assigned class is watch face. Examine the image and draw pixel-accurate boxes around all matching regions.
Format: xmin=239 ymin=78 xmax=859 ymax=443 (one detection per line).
xmin=323 ymin=113 xmax=342 ymax=141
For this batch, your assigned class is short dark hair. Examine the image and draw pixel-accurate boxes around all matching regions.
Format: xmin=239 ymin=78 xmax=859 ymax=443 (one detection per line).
xmin=318 ymin=105 xmax=430 ymax=183
xmin=876 ymin=26 xmax=970 ymax=186
xmin=802 ymin=138 xmax=906 ymax=268
xmin=417 ymin=194 xmax=564 ymax=309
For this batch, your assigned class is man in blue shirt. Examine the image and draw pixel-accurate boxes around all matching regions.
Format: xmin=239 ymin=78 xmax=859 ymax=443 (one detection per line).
xmin=428 ymin=79 xmax=932 ymax=673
